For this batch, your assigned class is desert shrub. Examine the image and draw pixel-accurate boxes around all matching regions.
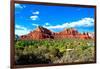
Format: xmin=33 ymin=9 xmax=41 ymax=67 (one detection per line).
xmin=16 ymin=53 xmax=51 ymax=65
xmin=15 ymin=38 xmax=95 ymax=65
xmin=81 ymin=46 xmax=95 ymax=62
xmin=15 ymin=45 xmax=51 ymax=65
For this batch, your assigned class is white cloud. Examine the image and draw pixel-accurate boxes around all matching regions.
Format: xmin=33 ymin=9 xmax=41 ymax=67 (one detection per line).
xmin=32 ymin=23 xmax=38 ymax=26
xmin=44 ymin=18 xmax=94 ymax=29
xmin=69 ymin=18 xmax=94 ymax=27
xmin=30 ymin=15 xmax=38 ymax=20
xmin=45 ymin=22 xmax=50 ymax=26
xmin=15 ymin=4 xmax=23 ymax=8
xmin=15 ymin=25 xmax=30 ymax=36
xmin=30 ymin=11 xmax=39 ymax=20
xmin=15 ymin=25 xmax=26 ymax=30
xmin=32 ymin=11 xmax=39 ymax=15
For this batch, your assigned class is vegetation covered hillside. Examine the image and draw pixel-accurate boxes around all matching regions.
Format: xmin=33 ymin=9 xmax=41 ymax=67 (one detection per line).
xmin=15 ymin=38 xmax=95 ymax=65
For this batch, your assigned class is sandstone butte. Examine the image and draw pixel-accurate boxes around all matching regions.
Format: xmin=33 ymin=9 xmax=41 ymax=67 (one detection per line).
xmin=20 ymin=26 xmax=94 ymax=40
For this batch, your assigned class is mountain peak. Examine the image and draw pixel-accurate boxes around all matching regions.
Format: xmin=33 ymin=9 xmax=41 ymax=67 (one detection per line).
xmin=35 ymin=26 xmax=44 ymax=32
xmin=64 ymin=27 xmax=77 ymax=32
xmin=20 ymin=27 xmax=93 ymax=40
xmin=37 ymin=26 xmax=44 ymax=29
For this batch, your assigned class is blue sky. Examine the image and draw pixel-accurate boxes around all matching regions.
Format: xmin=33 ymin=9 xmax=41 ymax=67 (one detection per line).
xmin=15 ymin=3 xmax=95 ymax=35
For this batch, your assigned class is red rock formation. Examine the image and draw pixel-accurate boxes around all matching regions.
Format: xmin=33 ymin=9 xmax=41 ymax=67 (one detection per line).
xmin=20 ymin=26 xmax=93 ymax=40
xmin=79 ymin=32 xmax=91 ymax=39
xmin=20 ymin=26 xmax=54 ymax=40
xmin=53 ymin=28 xmax=80 ymax=39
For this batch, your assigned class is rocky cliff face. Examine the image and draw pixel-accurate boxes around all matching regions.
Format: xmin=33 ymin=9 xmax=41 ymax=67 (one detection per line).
xmin=53 ymin=28 xmax=79 ymax=39
xmin=20 ymin=26 xmax=54 ymax=40
xmin=20 ymin=26 xmax=93 ymax=40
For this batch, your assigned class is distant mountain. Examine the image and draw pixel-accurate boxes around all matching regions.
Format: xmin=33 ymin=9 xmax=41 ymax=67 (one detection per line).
xmin=19 ymin=26 xmax=93 ymax=40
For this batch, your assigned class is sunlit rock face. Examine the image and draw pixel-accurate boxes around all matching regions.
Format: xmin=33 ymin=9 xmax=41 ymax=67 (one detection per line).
xmin=20 ymin=26 xmax=54 ymax=40
xmin=20 ymin=26 xmax=93 ymax=40
xmin=79 ymin=32 xmax=91 ymax=39
xmin=53 ymin=28 xmax=79 ymax=39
